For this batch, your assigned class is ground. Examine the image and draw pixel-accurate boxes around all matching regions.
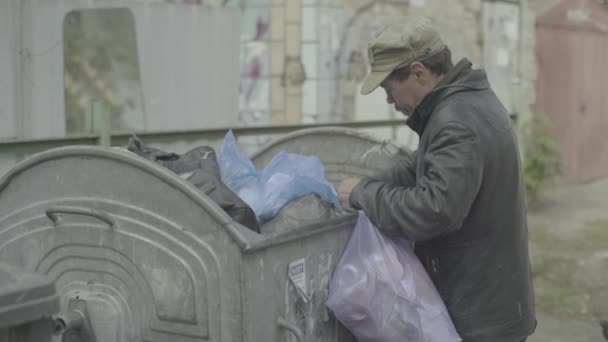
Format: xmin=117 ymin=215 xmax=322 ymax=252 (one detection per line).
xmin=527 ymin=177 xmax=608 ymax=342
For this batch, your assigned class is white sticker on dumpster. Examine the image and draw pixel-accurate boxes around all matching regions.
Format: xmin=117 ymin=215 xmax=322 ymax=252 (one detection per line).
xmin=288 ymin=258 xmax=309 ymax=302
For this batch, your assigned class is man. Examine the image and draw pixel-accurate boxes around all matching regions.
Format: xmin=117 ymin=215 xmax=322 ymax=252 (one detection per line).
xmin=337 ymin=16 xmax=536 ymax=342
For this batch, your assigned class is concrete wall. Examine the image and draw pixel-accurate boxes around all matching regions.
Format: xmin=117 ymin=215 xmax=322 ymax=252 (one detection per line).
xmin=516 ymin=0 xmax=565 ymax=153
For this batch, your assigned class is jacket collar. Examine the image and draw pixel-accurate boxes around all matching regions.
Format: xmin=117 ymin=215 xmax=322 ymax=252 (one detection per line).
xmin=405 ymin=58 xmax=489 ymax=135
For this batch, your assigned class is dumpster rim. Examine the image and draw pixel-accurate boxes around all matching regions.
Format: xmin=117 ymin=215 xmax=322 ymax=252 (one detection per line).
xmin=0 ymin=146 xmax=259 ymax=249
xmin=238 ymin=212 xmax=358 ymax=253
xmin=250 ymin=127 xmax=389 ymax=161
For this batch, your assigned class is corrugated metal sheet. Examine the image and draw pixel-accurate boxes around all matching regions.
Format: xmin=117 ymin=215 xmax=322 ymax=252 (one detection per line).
xmin=0 ymin=0 xmax=20 ymax=141
xmin=13 ymin=0 xmax=241 ymax=138
xmin=536 ymin=0 xmax=608 ymax=183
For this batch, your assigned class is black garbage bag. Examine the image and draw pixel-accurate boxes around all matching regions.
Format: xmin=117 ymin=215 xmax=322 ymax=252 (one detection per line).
xmin=127 ymin=136 xmax=260 ymax=233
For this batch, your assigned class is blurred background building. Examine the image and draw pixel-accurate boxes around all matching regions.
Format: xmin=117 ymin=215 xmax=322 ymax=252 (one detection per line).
xmin=1 ymin=1 xmax=608 ymax=340
xmin=1 ymin=0 xmax=607 ymax=182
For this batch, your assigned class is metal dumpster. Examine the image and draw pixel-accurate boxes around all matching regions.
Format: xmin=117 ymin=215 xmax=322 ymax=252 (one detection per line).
xmin=0 ymin=263 xmax=59 ymax=342
xmin=252 ymin=127 xmax=404 ymax=186
xmin=0 ymin=128 xmax=404 ymax=342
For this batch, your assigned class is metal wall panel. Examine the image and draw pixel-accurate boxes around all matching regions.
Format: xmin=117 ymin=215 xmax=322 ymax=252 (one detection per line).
xmin=536 ymin=0 xmax=608 ymax=183
xmin=0 ymin=0 xmax=20 ymax=140
xmin=14 ymin=0 xmax=240 ymax=138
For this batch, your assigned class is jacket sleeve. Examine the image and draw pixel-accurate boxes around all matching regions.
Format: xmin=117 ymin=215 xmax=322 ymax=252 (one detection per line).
xmin=349 ymin=122 xmax=483 ymax=242
xmin=369 ymin=150 xmax=418 ymax=187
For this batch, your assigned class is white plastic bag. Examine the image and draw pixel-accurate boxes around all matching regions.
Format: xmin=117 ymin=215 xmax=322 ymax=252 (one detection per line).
xmin=326 ymin=212 xmax=461 ymax=342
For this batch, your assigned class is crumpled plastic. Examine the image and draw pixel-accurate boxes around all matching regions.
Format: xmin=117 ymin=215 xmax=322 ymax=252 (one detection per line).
xmin=218 ymin=130 xmax=340 ymax=224
xmin=127 ymin=135 xmax=260 ymax=232
xmin=326 ymin=212 xmax=461 ymax=342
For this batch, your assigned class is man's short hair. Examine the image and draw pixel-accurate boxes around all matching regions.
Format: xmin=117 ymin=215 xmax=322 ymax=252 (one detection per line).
xmin=388 ymin=46 xmax=454 ymax=81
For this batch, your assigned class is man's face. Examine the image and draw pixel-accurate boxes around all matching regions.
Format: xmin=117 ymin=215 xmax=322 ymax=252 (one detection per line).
xmin=380 ymin=63 xmax=436 ymax=116
xmin=381 ymin=76 xmax=421 ymax=116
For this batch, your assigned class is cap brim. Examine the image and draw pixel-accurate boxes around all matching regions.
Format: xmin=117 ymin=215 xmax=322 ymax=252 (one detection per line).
xmin=360 ymin=69 xmax=392 ymax=95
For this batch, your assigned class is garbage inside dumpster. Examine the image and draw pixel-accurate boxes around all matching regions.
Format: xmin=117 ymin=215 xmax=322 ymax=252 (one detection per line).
xmin=261 ymin=193 xmax=338 ymax=235
xmin=127 ymin=135 xmax=260 ymax=232
xmin=127 ymin=131 xmax=341 ymax=230
xmin=218 ymin=130 xmax=341 ymax=224
xmin=326 ymin=212 xmax=461 ymax=342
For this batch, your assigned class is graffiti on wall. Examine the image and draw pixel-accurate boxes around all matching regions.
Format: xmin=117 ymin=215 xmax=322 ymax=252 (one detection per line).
xmin=235 ymin=1 xmax=272 ymax=149
xmin=239 ymin=13 xmax=270 ymax=125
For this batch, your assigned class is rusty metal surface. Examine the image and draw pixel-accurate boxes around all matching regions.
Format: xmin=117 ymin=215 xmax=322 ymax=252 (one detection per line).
xmin=536 ymin=0 xmax=608 ymax=183
xmin=536 ymin=0 xmax=608 ymax=33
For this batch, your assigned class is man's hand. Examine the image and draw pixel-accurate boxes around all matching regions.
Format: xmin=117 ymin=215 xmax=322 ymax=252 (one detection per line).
xmin=337 ymin=177 xmax=362 ymax=209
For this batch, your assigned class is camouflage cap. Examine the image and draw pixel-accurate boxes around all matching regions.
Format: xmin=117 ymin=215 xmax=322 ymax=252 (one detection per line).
xmin=361 ymin=16 xmax=445 ymax=95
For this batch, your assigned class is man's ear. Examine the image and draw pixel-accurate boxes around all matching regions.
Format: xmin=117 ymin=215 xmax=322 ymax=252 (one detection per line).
xmin=409 ymin=62 xmax=427 ymax=83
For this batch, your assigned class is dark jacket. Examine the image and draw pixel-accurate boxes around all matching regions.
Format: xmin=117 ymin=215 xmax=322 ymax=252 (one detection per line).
xmin=350 ymin=59 xmax=536 ymax=342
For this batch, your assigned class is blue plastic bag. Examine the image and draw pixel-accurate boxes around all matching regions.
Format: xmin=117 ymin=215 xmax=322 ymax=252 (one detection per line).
xmin=218 ymin=130 xmax=340 ymax=224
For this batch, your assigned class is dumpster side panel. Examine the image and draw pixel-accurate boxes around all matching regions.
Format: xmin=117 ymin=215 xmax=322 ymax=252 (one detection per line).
xmin=0 ymin=263 xmax=58 ymax=342
xmin=0 ymin=320 xmax=56 ymax=342
xmin=0 ymin=149 xmax=246 ymax=342
xmin=241 ymin=218 xmax=357 ymax=342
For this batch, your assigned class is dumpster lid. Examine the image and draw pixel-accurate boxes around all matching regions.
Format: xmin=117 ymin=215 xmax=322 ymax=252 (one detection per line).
xmin=0 ymin=263 xmax=59 ymax=329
